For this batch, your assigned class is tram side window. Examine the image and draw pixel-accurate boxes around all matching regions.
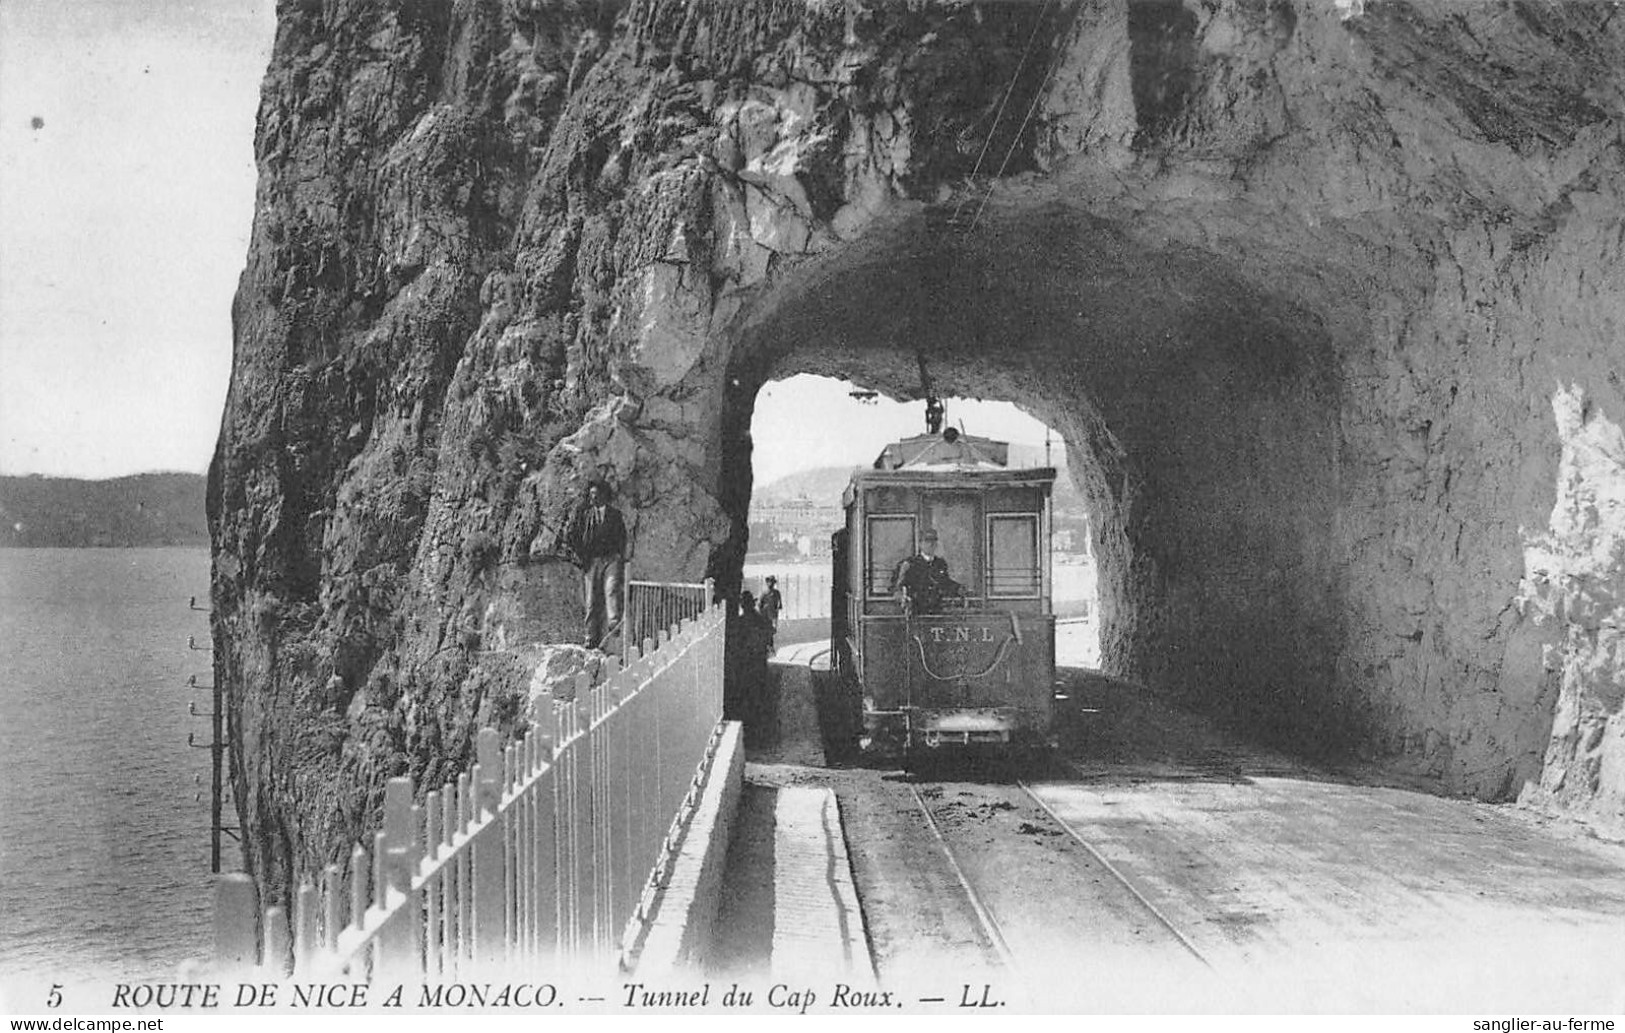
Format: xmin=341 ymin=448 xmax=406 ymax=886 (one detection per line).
xmin=987 ymin=514 xmax=1040 ymax=597
xmin=866 ymin=515 xmax=916 ymax=596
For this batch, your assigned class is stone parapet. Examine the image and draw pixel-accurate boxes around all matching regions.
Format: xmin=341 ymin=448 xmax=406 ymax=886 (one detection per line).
xmin=624 ymin=720 xmax=745 ymax=975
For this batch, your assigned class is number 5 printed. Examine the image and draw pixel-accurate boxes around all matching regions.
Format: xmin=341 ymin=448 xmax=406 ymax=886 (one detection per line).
xmin=47 ymin=984 xmax=63 ymax=1008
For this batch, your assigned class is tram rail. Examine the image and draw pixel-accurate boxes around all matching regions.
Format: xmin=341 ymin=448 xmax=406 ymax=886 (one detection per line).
xmin=903 ymin=762 xmax=1213 ymax=986
xmin=1016 ymin=775 xmax=1213 ymax=970
xmin=907 ymin=783 xmax=1019 ymax=972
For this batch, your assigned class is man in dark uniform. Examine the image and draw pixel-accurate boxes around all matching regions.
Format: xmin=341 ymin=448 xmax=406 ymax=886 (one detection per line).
xmin=566 ymin=480 xmax=627 ymax=648
xmin=758 ymin=575 xmax=783 ymax=643
xmin=892 ymin=529 xmax=962 ymax=615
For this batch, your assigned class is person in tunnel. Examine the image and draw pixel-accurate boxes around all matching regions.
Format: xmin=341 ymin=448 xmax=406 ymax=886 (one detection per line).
xmin=892 ymin=529 xmax=963 ymax=615
xmin=565 ymin=479 xmax=627 ymax=649
xmin=726 ymin=590 xmax=773 ymax=741
xmin=758 ymin=575 xmax=782 ymax=644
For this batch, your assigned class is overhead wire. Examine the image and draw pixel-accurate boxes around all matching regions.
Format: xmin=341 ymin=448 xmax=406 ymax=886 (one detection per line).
xmin=968 ymin=0 xmax=1079 ymax=232
xmin=949 ymin=0 xmax=1054 ymax=226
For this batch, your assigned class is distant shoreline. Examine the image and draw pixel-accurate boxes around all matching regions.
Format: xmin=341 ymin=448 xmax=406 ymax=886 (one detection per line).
xmin=0 ymin=542 xmax=209 ymax=549
xmin=0 ymin=472 xmax=208 ymax=548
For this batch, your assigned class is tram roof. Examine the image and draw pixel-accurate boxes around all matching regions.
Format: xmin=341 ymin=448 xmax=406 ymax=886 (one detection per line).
xmin=845 ymin=431 xmax=1057 ymax=491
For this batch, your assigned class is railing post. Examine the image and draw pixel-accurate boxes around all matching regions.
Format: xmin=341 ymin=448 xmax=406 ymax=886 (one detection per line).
xmin=375 ymin=777 xmax=422 ymax=981
xmin=693 ymin=623 xmax=706 ymax=761
xmin=294 ymin=883 xmax=319 ymax=974
xmin=532 ymin=720 xmax=559 ymax=963
xmin=322 ymin=864 xmax=341 ymax=954
xmin=555 ymin=700 xmax=576 ymax=957
xmin=424 ymin=790 xmax=443 ymax=978
xmin=609 ymin=666 xmax=633 ymax=950
xmin=263 ymin=905 xmax=290 ymax=977
xmin=594 ymin=683 xmax=612 ymax=953
xmin=514 ymin=739 xmax=531 ymax=967
xmin=213 ymin=873 xmax=259 ymax=972
xmin=503 ymin=741 xmax=519 ymax=967
xmin=628 ymin=660 xmax=648 ymax=912
xmin=573 ymin=691 xmax=599 ymax=961
xmin=455 ymin=770 xmax=472 ymax=970
xmin=621 ymin=565 xmax=631 ymax=664
xmin=348 ymin=842 xmax=368 ymax=967
xmin=643 ymin=636 xmax=661 ymax=848
xmin=472 ymin=728 xmax=506 ymax=971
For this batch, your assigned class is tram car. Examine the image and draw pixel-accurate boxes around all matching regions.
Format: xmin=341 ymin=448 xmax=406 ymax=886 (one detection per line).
xmin=829 ymin=425 xmax=1057 ymax=762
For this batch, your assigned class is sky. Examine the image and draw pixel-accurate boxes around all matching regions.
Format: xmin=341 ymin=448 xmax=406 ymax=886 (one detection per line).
xmin=0 ymin=0 xmax=275 ymax=478
xmin=751 ymin=374 xmax=1058 ymax=486
xmin=0 ymin=3 xmax=1056 ymax=485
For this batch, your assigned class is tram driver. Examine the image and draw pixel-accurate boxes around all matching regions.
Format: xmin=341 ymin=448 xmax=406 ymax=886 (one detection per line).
xmin=892 ymin=529 xmax=964 ymax=616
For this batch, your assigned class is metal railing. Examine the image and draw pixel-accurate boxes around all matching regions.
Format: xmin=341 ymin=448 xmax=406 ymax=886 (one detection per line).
xmin=743 ymin=570 xmax=832 ymax=620
xmin=624 ymin=579 xmax=710 ymax=663
xmin=985 ymin=563 xmax=1041 ymax=596
xmin=213 ymin=596 xmax=727 ymax=981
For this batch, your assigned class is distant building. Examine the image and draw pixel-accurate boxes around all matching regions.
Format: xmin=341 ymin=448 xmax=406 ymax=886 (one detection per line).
xmin=749 ymin=495 xmax=842 ymax=557
xmin=753 ymin=495 xmax=843 ymax=527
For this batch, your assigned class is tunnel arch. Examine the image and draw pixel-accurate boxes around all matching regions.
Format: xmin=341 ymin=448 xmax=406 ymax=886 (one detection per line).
xmin=711 ymin=193 xmax=1357 ymax=755
xmin=212 ymin=0 xmax=1625 ymax=907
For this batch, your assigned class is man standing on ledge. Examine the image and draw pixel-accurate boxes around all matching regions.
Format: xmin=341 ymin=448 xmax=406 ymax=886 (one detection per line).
xmin=566 ymin=479 xmax=627 ymax=648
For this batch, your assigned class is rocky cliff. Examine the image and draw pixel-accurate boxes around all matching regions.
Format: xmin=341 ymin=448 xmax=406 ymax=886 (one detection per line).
xmin=211 ymin=0 xmax=1625 ymax=902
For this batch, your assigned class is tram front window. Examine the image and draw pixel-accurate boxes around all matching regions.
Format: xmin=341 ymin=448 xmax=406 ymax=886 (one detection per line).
xmin=866 ymin=515 xmax=915 ymax=595
xmin=923 ymin=496 xmax=979 ymax=598
xmin=988 ymin=513 xmax=1040 ymax=597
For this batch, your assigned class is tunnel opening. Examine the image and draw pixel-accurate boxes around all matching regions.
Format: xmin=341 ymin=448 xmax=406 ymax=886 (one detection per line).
xmin=710 ymin=197 xmax=1353 ymax=765
xmin=738 ymin=372 xmax=1102 ymax=669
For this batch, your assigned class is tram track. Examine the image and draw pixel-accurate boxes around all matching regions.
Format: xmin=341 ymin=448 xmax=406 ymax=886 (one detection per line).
xmin=901 ymin=761 xmax=1214 ymax=998
xmin=1015 ymin=775 xmax=1213 ymax=970
xmin=906 ymin=783 xmax=1019 ymax=973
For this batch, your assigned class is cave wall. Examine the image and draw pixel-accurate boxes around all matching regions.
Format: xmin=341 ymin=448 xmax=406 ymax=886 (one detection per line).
xmin=211 ymin=0 xmax=1075 ymax=902
xmin=211 ymin=0 xmax=1625 ymax=900
xmin=1005 ymin=0 xmax=1625 ymax=810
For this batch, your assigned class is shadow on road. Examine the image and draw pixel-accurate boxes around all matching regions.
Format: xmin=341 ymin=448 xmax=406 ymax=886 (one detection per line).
xmin=1056 ymin=667 xmax=1456 ymax=794
xmin=750 ymin=646 xmax=1455 ymax=799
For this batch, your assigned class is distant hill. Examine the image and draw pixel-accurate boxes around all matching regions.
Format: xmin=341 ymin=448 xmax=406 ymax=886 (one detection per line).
xmin=0 ymin=473 xmax=208 ymax=547
xmin=755 ymin=459 xmax=1087 ymax=518
xmin=754 ymin=466 xmax=861 ymax=504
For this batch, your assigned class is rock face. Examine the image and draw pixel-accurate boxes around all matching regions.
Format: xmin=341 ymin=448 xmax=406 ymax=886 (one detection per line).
xmin=211 ymin=0 xmax=1625 ymax=901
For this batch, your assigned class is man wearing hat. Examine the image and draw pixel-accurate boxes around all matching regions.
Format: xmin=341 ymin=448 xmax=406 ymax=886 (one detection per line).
xmin=565 ymin=479 xmax=627 ymax=648
xmin=758 ymin=575 xmax=783 ymax=642
xmin=892 ymin=529 xmax=962 ymax=615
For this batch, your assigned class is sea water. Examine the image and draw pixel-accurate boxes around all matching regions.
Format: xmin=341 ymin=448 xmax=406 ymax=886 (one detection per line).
xmin=0 ymin=548 xmax=215 ymax=987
